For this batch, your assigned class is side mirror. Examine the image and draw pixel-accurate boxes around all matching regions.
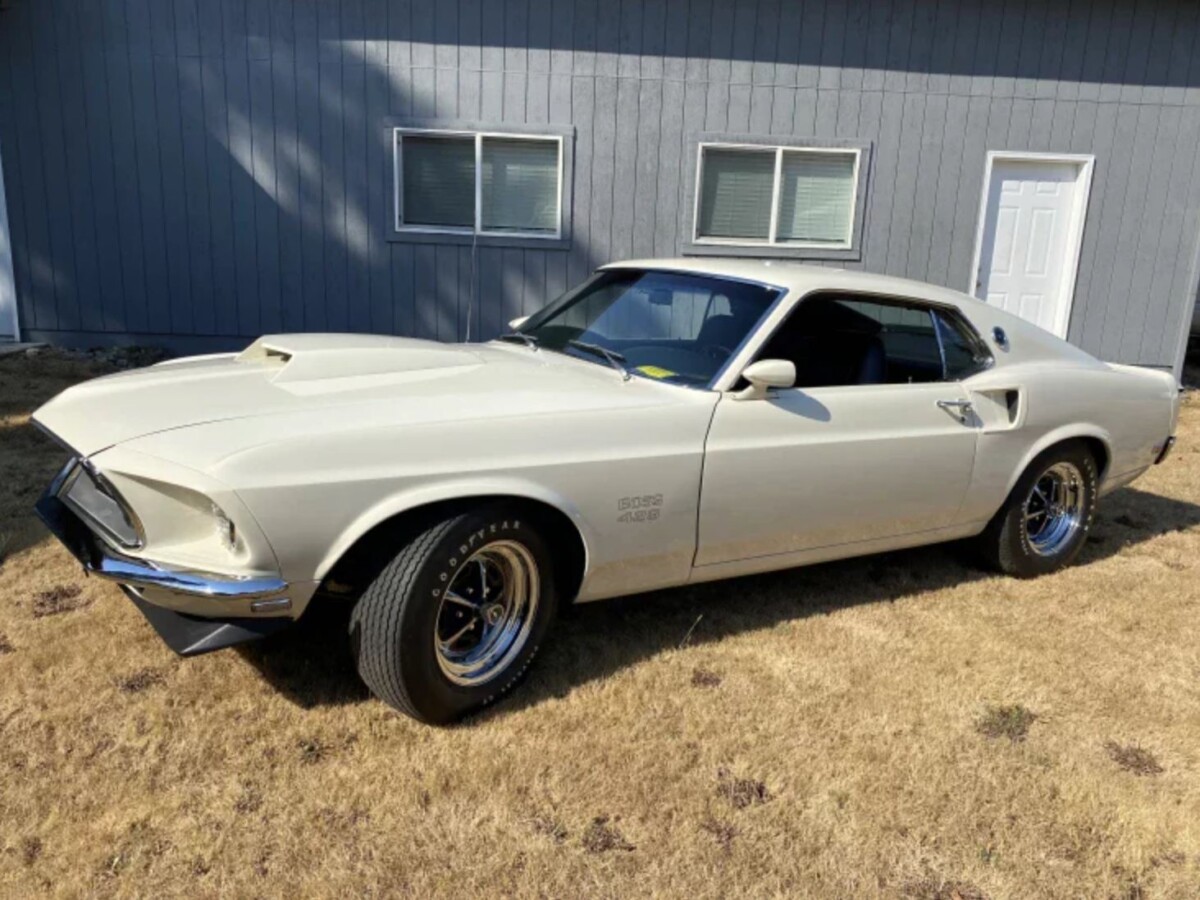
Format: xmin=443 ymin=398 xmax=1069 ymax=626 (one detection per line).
xmin=508 ymin=315 xmax=529 ymax=331
xmin=734 ymin=359 xmax=796 ymax=401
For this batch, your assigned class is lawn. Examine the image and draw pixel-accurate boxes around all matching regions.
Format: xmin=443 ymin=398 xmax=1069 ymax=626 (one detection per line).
xmin=1 ymin=350 xmax=1198 ymax=899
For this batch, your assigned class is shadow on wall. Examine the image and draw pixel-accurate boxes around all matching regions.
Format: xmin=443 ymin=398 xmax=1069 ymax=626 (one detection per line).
xmin=155 ymin=43 xmax=559 ymax=347
xmin=237 ymin=484 xmax=1200 ymax=718
xmin=4 ymin=0 xmax=1199 ymax=351
xmin=3 ymin=1 xmax=602 ymax=349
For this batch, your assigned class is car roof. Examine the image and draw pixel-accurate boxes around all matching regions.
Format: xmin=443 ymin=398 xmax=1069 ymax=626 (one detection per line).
xmin=601 ymin=257 xmax=978 ymax=313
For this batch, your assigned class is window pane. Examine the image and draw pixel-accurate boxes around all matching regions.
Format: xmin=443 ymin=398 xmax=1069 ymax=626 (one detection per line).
xmin=776 ymin=151 xmax=856 ymax=245
xmin=481 ymin=138 xmax=559 ymax=234
xmin=934 ymin=310 xmax=992 ymax=379
xmin=697 ymin=148 xmax=775 ymax=240
xmin=757 ymin=295 xmax=942 ymax=387
xmin=520 ymin=270 xmax=777 ymax=387
xmin=838 ymin=299 xmax=941 ymax=380
xmin=401 ymin=135 xmax=475 ymax=228
xmin=665 ymin=290 xmax=733 ymax=341
xmin=588 ymin=287 xmax=730 ymax=341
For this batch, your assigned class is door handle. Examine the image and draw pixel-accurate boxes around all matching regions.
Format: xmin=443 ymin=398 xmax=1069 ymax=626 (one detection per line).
xmin=936 ymin=398 xmax=974 ymax=423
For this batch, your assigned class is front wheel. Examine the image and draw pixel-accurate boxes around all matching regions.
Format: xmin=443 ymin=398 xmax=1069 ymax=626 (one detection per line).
xmin=349 ymin=506 xmax=556 ymax=724
xmin=976 ymin=441 xmax=1098 ymax=578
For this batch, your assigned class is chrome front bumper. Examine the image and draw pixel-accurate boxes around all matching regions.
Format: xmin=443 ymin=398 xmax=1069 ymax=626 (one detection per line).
xmin=35 ymin=471 xmax=297 ymax=655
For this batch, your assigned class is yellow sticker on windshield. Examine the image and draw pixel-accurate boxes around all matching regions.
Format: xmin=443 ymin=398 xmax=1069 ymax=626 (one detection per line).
xmin=636 ymin=365 xmax=676 ymax=379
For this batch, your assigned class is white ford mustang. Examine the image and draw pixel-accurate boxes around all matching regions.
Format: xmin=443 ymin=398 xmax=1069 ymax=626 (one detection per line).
xmin=34 ymin=259 xmax=1181 ymax=722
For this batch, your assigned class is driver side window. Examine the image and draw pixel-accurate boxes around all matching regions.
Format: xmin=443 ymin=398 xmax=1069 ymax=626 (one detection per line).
xmin=756 ymin=293 xmax=952 ymax=388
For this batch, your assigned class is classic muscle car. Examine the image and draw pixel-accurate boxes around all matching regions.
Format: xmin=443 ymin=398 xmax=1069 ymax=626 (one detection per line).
xmin=33 ymin=260 xmax=1181 ymax=723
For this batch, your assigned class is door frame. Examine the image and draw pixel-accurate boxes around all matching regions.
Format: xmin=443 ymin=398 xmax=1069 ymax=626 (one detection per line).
xmin=0 ymin=137 xmax=19 ymax=342
xmin=967 ymin=150 xmax=1095 ymax=340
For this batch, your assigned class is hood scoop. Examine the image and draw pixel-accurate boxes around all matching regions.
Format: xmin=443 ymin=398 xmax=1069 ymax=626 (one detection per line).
xmin=237 ymin=334 xmax=484 ymax=385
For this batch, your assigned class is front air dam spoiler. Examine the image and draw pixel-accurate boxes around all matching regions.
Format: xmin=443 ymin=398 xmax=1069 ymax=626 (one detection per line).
xmin=118 ymin=585 xmax=293 ymax=656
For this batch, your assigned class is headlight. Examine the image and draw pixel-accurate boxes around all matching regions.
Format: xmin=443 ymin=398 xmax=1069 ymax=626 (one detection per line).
xmin=49 ymin=444 xmax=281 ymax=577
xmin=60 ymin=462 xmax=144 ymax=549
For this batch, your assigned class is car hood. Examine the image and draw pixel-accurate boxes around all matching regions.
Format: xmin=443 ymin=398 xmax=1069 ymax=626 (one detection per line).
xmin=33 ymin=334 xmax=689 ymax=459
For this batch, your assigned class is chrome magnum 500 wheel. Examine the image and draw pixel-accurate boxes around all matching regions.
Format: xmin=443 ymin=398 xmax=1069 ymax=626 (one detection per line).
xmin=350 ymin=507 xmax=556 ymax=724
xmin=435 ymin=540 xmax=541 ymax=686
xmin=977 ymin=441 xmax=1098 ymax=578
xmin=1022 ymin=461 xmax=1087 ymax=557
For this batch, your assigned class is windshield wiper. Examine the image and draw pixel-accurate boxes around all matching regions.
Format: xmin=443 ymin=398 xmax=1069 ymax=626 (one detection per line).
xmin=568 ymin=340 xmax=630 ymax=380
xmin=497 ymin=332 xmax=539 ymax=350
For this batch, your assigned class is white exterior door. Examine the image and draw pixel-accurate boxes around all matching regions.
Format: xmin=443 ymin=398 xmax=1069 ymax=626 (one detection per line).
xmin=695 ymin=382 xmax=978 ymax=567
xmin=0 ymin=138 xmax=18 ymax=342
xmin=972 ymin=155 xmax=1093 ymax=339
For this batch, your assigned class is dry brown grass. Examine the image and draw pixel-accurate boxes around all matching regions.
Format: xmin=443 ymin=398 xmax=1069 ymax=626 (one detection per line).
xmin=1 ymin=351 xmax=1199 ymax=898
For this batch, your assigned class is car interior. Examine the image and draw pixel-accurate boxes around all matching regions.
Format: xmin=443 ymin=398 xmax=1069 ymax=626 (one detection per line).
xmin=528 ymin=271 xmax=779 ymax=385
xmin=522 ymin=272 xmax=990 ymax=390
xmin=607 ymin=290 xmax=770 ymax=384
xmin=753 ymin=294 xmax=950 ymax=388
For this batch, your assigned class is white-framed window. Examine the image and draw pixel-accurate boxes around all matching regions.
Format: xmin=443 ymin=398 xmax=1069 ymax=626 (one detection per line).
xmin=393 ymin=128 xmax=564 ymax=240
xmin=692 ymin=143 xmax=861 ymax=250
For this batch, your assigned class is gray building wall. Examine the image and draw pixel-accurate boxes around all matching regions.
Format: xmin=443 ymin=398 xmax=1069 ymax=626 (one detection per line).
xmin=1 ymin=0 xmax=1198 ymax=374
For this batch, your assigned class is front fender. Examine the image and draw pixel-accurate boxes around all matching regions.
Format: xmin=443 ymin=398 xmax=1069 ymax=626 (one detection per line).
xmin=313 ymin=476 xmax=596 ymax=583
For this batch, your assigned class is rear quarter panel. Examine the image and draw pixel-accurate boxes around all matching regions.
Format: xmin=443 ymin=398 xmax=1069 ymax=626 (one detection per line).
xmin=959 ymin=362 xmax=1178 ymax=524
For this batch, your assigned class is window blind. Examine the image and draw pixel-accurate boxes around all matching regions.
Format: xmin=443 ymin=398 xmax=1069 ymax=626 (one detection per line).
xmin=776 ymin=151 xmax=856 ymax=245
xmin=401 ymin=135 xmax=475 ymax=228
xmin=696 ymin=148 xmax=775 ymax=240
xmin=481 ymin=138 xmax=559 ymax=234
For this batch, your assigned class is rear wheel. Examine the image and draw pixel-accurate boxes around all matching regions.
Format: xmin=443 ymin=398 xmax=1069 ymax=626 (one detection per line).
xmin=349 ymin=506 xmax=555 ymax=723
xmin=976 ymin=441 xmax=1098 ymax=578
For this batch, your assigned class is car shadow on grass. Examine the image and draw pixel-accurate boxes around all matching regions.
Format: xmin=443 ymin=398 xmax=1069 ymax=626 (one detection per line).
xmin=236 ymin=485 xmax=1200 ymax=717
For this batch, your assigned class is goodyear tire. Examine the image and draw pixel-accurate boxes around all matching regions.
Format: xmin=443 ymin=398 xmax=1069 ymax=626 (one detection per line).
xmin=976 ymin=441 xmax=1099 ymax=578
xmin=349 ymin=505 xmax=555 ymax=724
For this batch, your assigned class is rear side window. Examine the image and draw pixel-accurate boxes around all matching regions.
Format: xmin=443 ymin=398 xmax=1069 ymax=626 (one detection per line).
xmin=933 ymin=310 xmax=993 ymax=380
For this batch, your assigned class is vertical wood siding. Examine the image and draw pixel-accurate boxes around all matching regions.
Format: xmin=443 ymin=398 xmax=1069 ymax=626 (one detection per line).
xmin=0 ymin=0 xmax=1197 ymax=369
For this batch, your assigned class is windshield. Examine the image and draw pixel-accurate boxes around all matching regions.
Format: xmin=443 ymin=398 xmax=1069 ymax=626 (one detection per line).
xmin=512 ymin=269 xmax=780 ymax=387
